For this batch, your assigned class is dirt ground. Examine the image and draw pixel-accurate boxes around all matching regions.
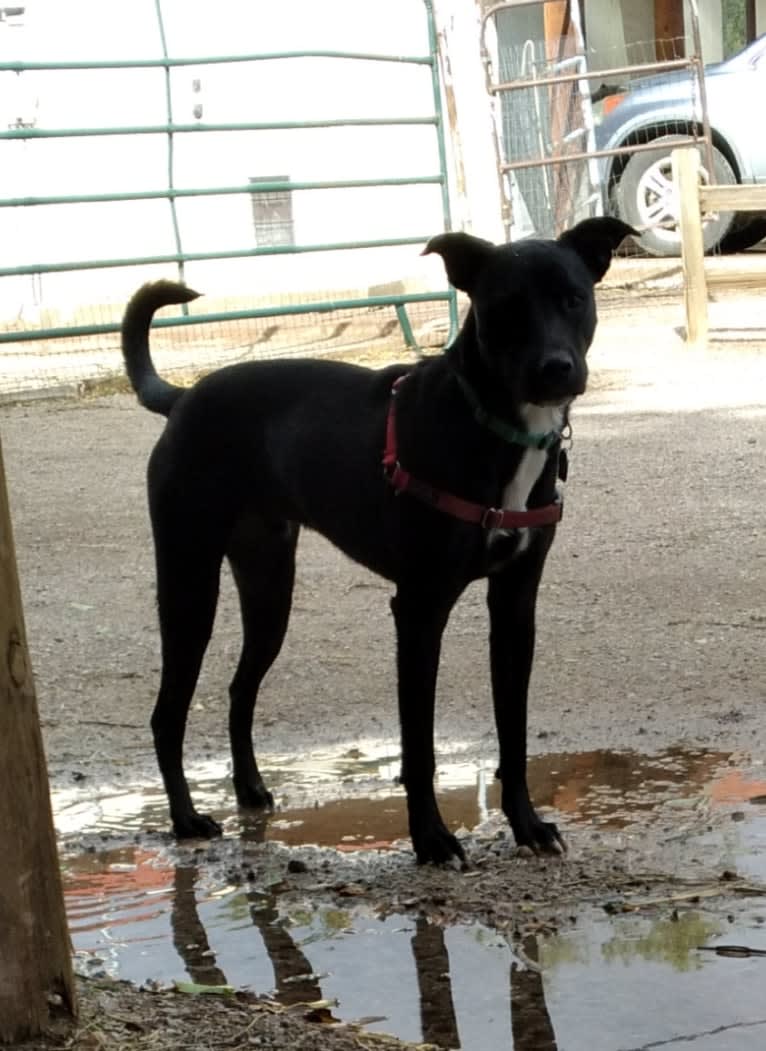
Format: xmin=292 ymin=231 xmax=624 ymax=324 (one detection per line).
xmin=3 ymin=272 xmax=766 ymax=1049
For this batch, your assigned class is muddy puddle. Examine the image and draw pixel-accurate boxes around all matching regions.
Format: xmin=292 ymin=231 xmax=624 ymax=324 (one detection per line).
xmin=57 ymin=746 xmax=766 ymax=1049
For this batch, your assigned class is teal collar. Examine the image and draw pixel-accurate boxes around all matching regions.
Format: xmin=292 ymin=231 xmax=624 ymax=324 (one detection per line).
xmin=455 ymin=373 xmax=562 ymax=450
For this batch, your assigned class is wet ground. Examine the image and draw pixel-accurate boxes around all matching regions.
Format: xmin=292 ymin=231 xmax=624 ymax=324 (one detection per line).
xmin=4 ymin=282 xmax=766 ymax=1049
xmin=54 ymin=745 xmax=766 ymax=1049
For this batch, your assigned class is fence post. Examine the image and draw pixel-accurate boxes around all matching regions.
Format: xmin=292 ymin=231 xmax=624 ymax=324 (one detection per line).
xmin=0 ymin=432 xmax=76 ymax=1043
xmin=672 ymin=147 xmax=708 ymax=346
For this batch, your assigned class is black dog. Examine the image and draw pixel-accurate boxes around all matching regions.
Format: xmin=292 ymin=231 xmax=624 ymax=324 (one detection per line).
xmin=121 ymin=217 xmax=633 ymax=865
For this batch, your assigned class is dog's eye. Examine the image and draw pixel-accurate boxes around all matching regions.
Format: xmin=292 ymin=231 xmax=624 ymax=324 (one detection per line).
xmin=563 ymin=292 xmax=585 ymax=311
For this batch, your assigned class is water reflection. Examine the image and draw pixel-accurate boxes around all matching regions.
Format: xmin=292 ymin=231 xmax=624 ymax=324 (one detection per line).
xmin=64 ymin=845 xmax=766 ymax=1050
xmin=511 ymin=937 xmax=557 ymax=1050
xmin=54 ymin=745 xmax=744 ymax=847
xmin=537 ymin=910 xmax=766 ymax=1051
xmin=65 ymin=846 xmax=559 ymax=1047
xmin=248 ymin=891 xmax=323 ymax=1006
xmin=171 ymin=864 xmax=227 ymax=987
xmin=411 ymin=916 xmax=460 ymax=1047
xmin=59 ymin=746 xmax=766 ymax=1047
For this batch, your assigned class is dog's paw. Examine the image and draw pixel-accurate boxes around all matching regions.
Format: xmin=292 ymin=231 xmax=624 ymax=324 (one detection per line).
xmin=173 ymin=811 xmax=223 ymax=839
xmin=234 ymin=779 xmax=274 ymax=811
xmin=513 ymin=816 xmax=567 ymax=856
xmin=412 ymin=821 xmax=467 ymax=867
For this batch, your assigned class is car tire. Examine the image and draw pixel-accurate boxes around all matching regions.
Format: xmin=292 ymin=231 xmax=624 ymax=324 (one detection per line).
xmin=614 ymin=135 xmax=737 ymax=257
xmin=718 ymin=214 xmax=766 ymax=253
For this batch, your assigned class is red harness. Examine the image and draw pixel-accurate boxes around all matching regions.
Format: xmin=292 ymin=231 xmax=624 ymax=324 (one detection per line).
xmin=382 ymin=375 xmax=563 ymax=530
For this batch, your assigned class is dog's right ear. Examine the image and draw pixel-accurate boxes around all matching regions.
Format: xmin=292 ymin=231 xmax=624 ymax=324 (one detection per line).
xmin=422 ymin=232 xmax=495 ymax=294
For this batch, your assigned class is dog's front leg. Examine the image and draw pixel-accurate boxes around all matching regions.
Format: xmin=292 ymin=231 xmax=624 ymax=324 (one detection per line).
xmin=391 ymin=587 xmax=464 ymax=866
xmin=487 ymin=553 xmax=565 ymax=855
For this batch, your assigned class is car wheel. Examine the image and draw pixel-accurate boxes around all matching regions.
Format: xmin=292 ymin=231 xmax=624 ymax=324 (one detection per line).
xmin=614 ymin=135 xmax=736 ymax=256
xmin=718 ymin=214 xmax=766 ymax=253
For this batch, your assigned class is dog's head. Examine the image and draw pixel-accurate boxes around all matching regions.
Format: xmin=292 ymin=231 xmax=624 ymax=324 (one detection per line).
xmin=424 ymin=217 xmax=635 ymax=407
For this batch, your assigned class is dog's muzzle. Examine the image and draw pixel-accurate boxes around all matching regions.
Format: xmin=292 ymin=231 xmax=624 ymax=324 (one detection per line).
xmin=533 ymin=352 xmax=586 ymax=403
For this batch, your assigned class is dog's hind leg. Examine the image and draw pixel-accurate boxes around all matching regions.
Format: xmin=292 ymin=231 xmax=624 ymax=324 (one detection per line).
xmin=152 ymin=533 xmax=225 ymax=839
xmin=391 ymin=583 xmax=465 ymax=866
xmin=227 ymin=518 xmax=299 ymax=811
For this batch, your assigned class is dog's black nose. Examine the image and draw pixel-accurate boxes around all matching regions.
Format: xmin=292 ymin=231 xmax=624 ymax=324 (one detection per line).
xmin=539 ymin=354 xmax=574 ymax=383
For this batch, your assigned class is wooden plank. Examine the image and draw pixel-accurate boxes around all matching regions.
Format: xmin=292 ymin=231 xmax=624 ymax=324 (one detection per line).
xmin=0 ymin=433 xmax=77 ymax=1043
xmin=699 ymin=184 xmax=766 ymax=212
xmin=672 ymin=147 xmax=708 ymax=346
xmin=705 ymin=261 xmax=766 ymax=289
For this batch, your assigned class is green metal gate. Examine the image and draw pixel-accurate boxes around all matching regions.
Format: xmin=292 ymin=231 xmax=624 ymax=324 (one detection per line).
xmin=0 ymin=0 xmax=457 ymax=395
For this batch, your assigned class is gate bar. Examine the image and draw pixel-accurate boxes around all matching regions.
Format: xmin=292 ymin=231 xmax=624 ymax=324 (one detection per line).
xmin=0 ymin=236 xmax=436 ymax=279
xmin=0 ymin=291 xmax=452 ymax=345
xmin=0 ymin=176 xmax=444 ymax=210
xmin=0 ymin=50 xmax=434 ymax=72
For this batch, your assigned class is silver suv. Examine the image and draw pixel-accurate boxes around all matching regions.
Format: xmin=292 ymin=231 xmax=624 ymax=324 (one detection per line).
xmin=594 ymin=34 xmax=766 ymax=255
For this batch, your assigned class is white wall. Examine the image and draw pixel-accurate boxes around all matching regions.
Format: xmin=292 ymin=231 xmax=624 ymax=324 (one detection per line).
xmin=619 ymin=0 xmax=655 ymax=59
xmin=0 ymin=0 xmax=455 ymax=321
xmin=585 ymin=0 xmax=629 ymax=66
xmin=688 ymin=0 xmax=724 ymax=62
xmin=431 ymin=0 xmax=504 ymax=242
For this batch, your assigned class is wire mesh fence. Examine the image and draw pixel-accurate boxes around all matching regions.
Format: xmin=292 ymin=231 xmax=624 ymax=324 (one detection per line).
xmin=0 ymin=295 xmax=454 ymax=400
xmin=489 ymin=34 xmax=603 ymax=239
xmin=481 ymin=0 xmax=712 ymax=257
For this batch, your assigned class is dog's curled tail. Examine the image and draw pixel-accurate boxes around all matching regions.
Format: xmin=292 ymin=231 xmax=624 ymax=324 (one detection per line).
xmin=121 ymin=280 xmax=201 ymax=417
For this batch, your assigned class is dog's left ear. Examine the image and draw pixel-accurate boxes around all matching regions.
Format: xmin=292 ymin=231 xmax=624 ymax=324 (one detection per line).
xmin=422 ymin=232 xmax=496 ymax=294
xmin=558 ymin=217 xmax=637 ymax=283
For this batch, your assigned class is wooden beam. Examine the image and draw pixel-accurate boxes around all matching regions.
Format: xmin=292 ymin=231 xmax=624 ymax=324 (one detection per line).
xmin=0 ymin=433 xmax=76 ymax=1043
xmin=654 ymin=0 xmax=685 ymax=60
xmin=705 ymin=265 xmax=766 ymax=289
xmin=672 ymin=147 xmax=708 ymax=346
xmin=699 ymin=184 xmax=766 ymax=212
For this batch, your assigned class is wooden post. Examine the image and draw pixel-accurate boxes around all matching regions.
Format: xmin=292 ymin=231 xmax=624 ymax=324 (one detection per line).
xmin=0 ymin=432 xmax=76 ymax=1043
xmin=543 ymin=1 xmax=578 ymax=235
xmin=654 ymin=0 xmax=685 ymax=59
xmin=672 ymin=147 xmax=708 ymax=347
xmin=542 ymin=0 xmax=570 ymax=56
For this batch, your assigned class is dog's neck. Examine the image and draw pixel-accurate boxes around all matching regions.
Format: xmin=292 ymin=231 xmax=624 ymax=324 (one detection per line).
xmin=446 ymin=315 xmax=527 ymax=434
xmin=492 ymin=402 xmax=566 ymax=556
xmin=501 ymin=403 xmax=565 ymax=508
xmin=453 ymin=370 xmax=563 ymax=451
xmin=446 ymin=316 xmax=568 ymax=447
xmin=443 ymin=317 xmax=573 ymax=547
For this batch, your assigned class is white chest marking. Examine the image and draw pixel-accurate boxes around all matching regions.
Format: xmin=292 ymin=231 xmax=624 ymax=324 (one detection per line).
xmin=494 ymin=403 xmax=565 ymax=555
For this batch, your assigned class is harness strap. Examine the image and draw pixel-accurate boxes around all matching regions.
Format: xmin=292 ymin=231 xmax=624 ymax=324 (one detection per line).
xmin=383 ymin=375 xmax=563 ymax=530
